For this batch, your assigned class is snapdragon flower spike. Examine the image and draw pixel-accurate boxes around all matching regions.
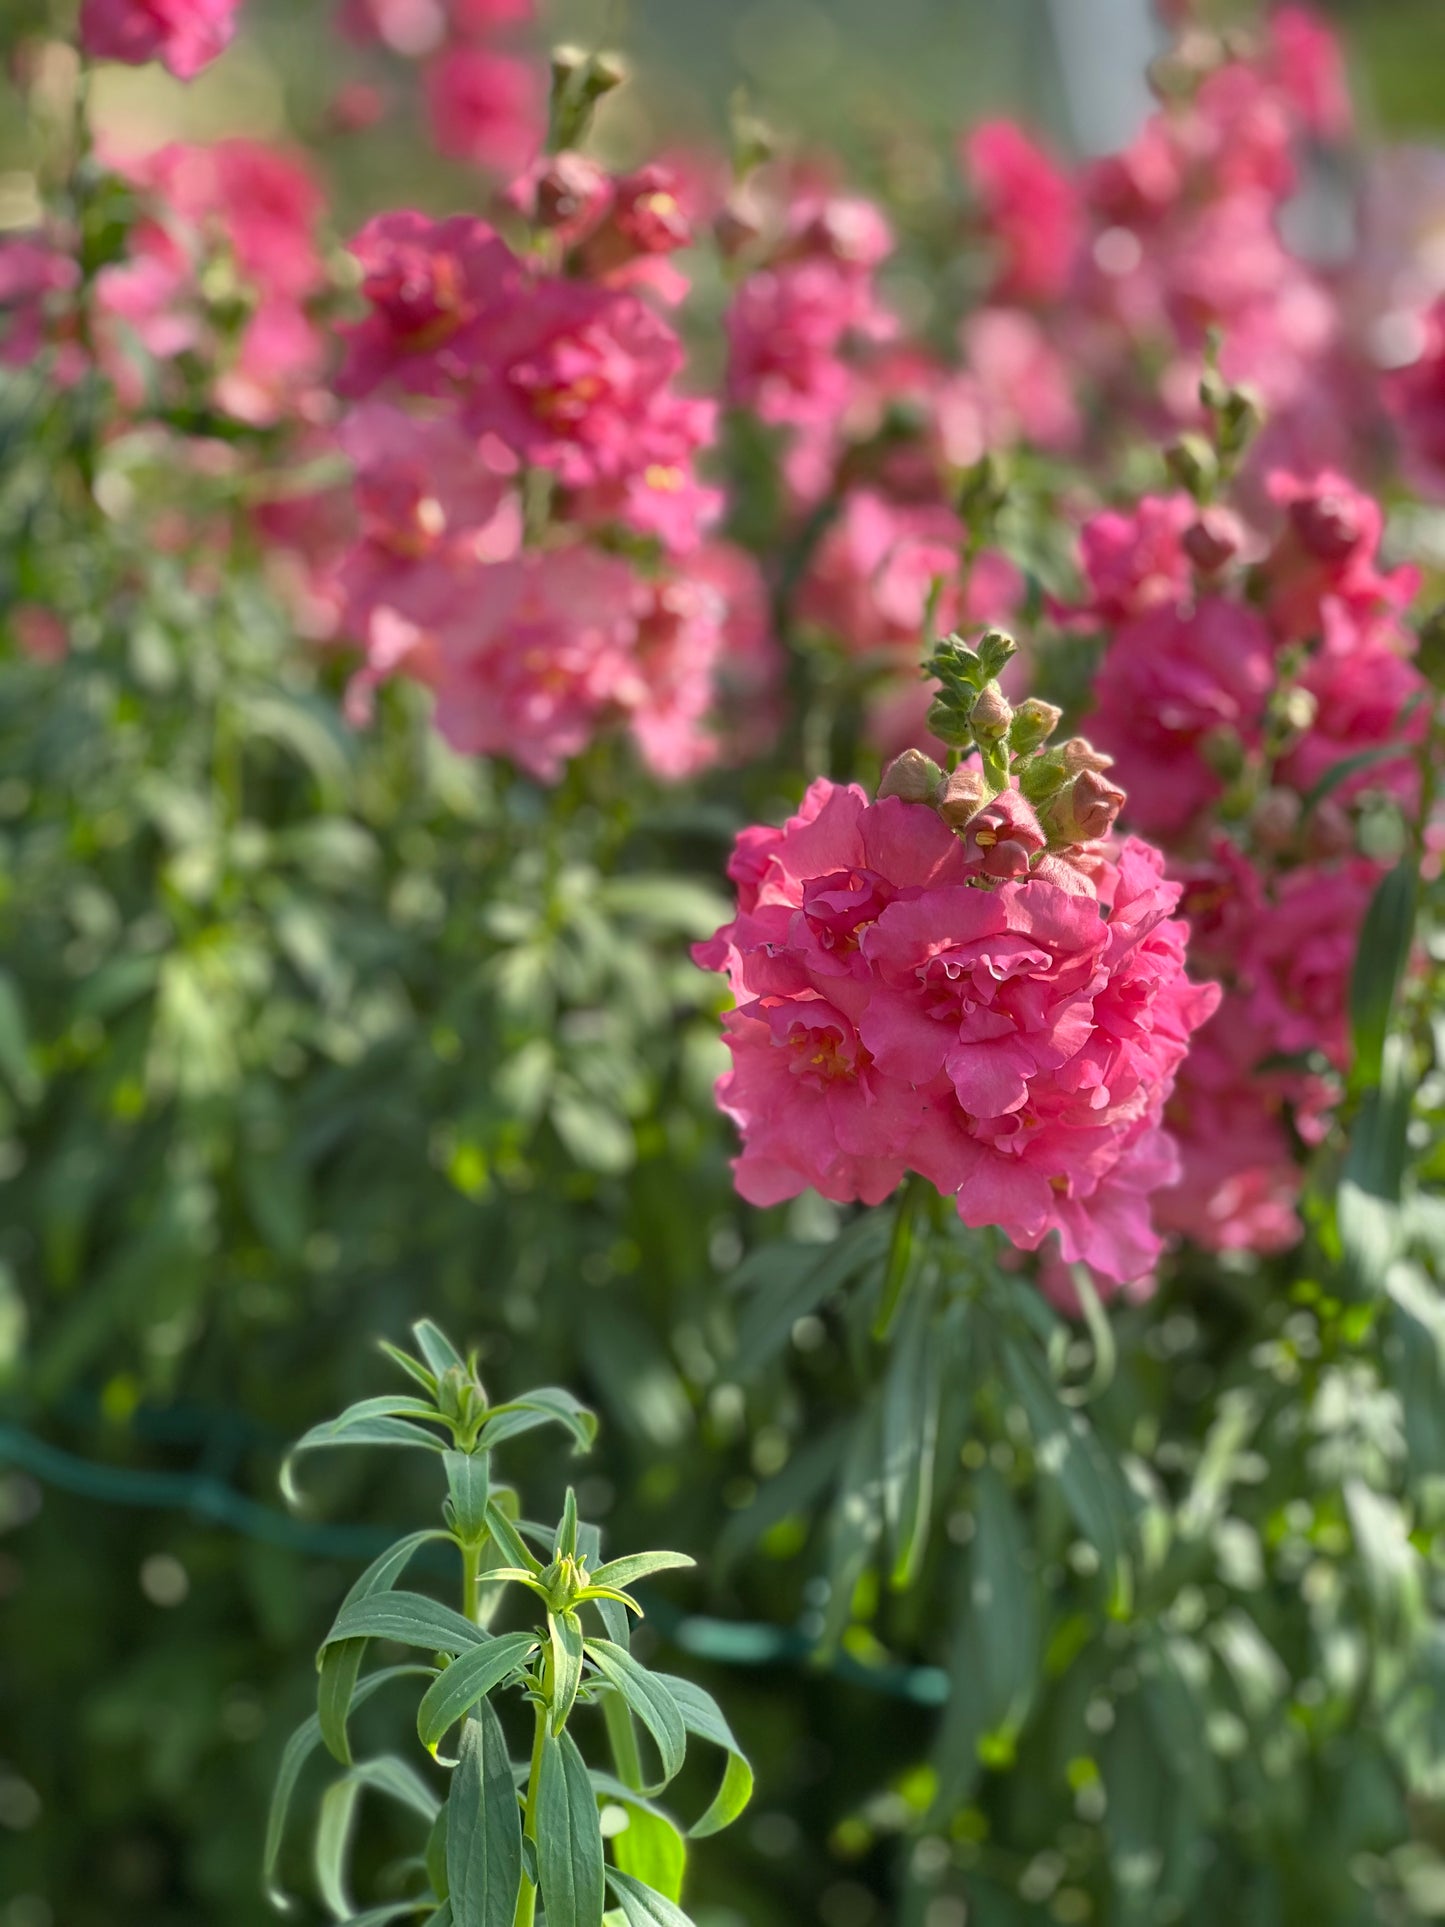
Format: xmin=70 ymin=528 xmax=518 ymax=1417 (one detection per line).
xmin=697 ymin=643 xmax=1219 ymax=1288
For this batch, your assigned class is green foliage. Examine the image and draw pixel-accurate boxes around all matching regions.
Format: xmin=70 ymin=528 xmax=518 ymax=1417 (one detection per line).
xmin=266 ymin=1325 xmax=750 ymax=1925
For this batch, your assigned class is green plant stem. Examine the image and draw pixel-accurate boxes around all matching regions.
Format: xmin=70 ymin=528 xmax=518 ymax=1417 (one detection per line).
xmin=512 ymin=1698 xmax=549 ymax=1927
xmin=461 ymin=1540 xmax=481 ymax=1624
xmin=602 ymin=1688 xmax=644 ymax=1791
xmin=873 ymin=1171 xmax=934 ymax=1342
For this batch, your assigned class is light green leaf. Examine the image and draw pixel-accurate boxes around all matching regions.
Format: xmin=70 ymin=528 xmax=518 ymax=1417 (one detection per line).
xmin=583 ymin=1642 xmax=686 ymax=1792
xmin=1349 ymin=856 xmax=1416 ymax=1092
xmin=536 ymin=1728 xmax=605 ymax=1927
xmin=649 ymin=1675 xmax=753 ymax=1838
xmin=316 ymin=1757 xmax=441 ymax=1919
xmin=319 ymin=1533 xmax=449 ymax=1766
xmin=447 ymin=1703 xmax=523 ymax=1927
xmin=417 ymin=1635 xmax=539 ymax=1755
xmin=484 ymin=1500 xmax=542 ymax=1575
xmin=590 ymin=1770 xmax=686 ymax=1904
xmin=477 ymin=1390 xmax=598 ymax=1455
xmin=880 ymin=1279 xmax=943 ymax=1589
xmin=282 ymin=1411 xmax=448 ymax=1505
xmin=413 ymin=1321 xmax=467 ymax=1380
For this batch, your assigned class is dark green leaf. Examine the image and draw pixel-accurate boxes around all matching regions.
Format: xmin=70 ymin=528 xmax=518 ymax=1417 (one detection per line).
xmin=447 ymin=1703 xmax=523 ymax=1927
xmin=320 ymin=1532 xmax=450 ymax=1765
xmin=265 ymin=1667 xmax=431 ymax=1906
xmin=549 ymin=1609 xmax=586 ymax=1734
xmin=605 ymin=1870 xmax=694 ymax=1927
xmin=731 ymin=1217 xmax=891 ymax=1380
xmin=536 ymin=1728 xmax=605 ymax=1927
xmin=1349 ymin=856 xmax=1417 ymax=1093
xmin=880 ymin=1278 xmax=944 ymax=1589
xmin=322 ymin=1591 xmax=487 ymax=1658
xmin=315 ymin=1757 xmax=441 ymax=1919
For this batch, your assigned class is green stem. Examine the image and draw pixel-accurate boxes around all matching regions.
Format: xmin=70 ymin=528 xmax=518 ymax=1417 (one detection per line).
xmin=461 ymin=1540 xmax=480 ymax=1625
xmin=602 ymin=1688 xmax=644 ymax=1791
xmin=516 ymin=1695 xmax=547 ymax=1919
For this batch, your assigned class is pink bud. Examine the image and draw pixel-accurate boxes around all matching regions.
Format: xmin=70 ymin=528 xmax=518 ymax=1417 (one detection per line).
xmin=878 ymin=749 xmax=944 ymax=805
xmin=1183 ymin=507 xmax=1244 ymax=573
xmin=1288 ymin=489 xmax=1363 ymax=563
xmin=937 ymin=766 xmax=991 ymax=828
xmin=1251 ymin=788 xmax=1301 ymax=852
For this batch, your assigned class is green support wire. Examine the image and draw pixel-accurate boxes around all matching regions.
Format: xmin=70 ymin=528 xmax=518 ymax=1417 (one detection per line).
xmin=0 ymin=1420 xmax=949 ymax=1707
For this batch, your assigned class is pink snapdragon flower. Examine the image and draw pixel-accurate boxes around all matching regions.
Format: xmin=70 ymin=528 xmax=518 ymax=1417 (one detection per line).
xmin=423 ymin=45 xmax=544 ymax=173
xmin=1383 ymin=297 xmax=1445 ymax=496
xmin=80 ymin=0 xmax=240 ymax=77
xmin=1077 ymin=494 xmax=1195 ymax=622
xmin=698 ymin=781 xmax=1217 ymax=1284
xmin=963 ymin=121 xmax=1082 ymax=304
xmin=1243 ymin=859 xmax=1381 ymax=1070
xmin=1088 ymin=596 xmax=1276 ymax=837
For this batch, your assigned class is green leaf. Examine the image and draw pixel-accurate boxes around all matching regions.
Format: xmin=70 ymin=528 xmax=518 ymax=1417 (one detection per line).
xmin=583 ymin=1642 xmax=686 ymax=1792
xmin=731 ymin=1217 xmax=891 ymax=1381
xmin=649 ymin=1675 xmax=753 ymax=1838
xmin=447 ymin=1703 xmax=523 ymax=1927
xmin=586 ymin=1551 xmax=695 ymax=1594
xmin=820 ymin=1412 xmax=886 ymax=1651
xmin=605 ymin=1871 xmax=695 ymax=1927
xmin=1349 ymin=856 xmax=1417 ymax=1092
xmin=282 ymin=1409 xmax=448 ymax=1504
xmin=715 ymin=1424 xmax=849 ymax=1578
xmin=417 ymin=1635 xmax=540 ymax=1755
xmin=0 ymin=968 xmax=41 ymax=1104
xmin=1299 ymin=693 xmax=1427 ymax=816
xmin=315 ymin=1757 xmax=441 ymax=1919
xmin=413 ymin=1320 xmax=467 ymax=1380
xmin=477 ymin=1389 xmax=598 ymax=1455
xmin=320 ymin=1532 xmax=450 ymax=1765
xmin=445 ymin=1452 xmax=491 ymax=1545
xmin=265 ymin=1667 xmax=431 ymax=1907
xmin=1002 ymin=1336 xmax=1134 ymax=1608
xmin=880 ymin=1278 xmax=944 ymax=1589
xmin=378 ymin=1342 xmax=438 ymax=1397
xmin=536 ymin=1728 xmax=605 ymax=1927
xmin=484 ymin=1499 xmax=542 ymax=1575
xmin=549 ymin=1609 xmax=586 ymax=1734
xmin=322 ymin=1591 xmax=487 ymax=1658
xmin=555 ymin=1487 xmax=580 ymax=1561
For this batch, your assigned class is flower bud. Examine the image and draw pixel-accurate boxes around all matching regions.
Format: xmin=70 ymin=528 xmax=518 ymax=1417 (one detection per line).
xmin=1277 ymin=686 xmax=1318 ymax=737
xmin=1250 ymin=787 xmax=1301 ymax=852
xmin=1008 ymin=697 xmax=1062 ymax=756
xmin=714 ymin=197 xmax=764 ymax=258
xmin=533 ymin=152 xmax=611 ymax=237
xmin=968 ymin=682 xmax=1014 ymax=743
xmin=878 ymin=748 xmax=944 ymax=805
xmin=1060 ymin=736 xmax=1115 ymax=777
xmin=1183 ymin=506 xmax=1243 ymax=574
xmin=1165 ymin=433 xmax=1219 ymax=503
xmin=1305 ymin=799 xmax=1354 ymax=860
xmin=1288 ymin=489 xmax=1363 ymax=563
xmin=1199 ymin=726 xmax=1246 ymax=779
xmin=937 ymin=766 xmax=992 ymax=828
xmin=1043 ymin=768 xmax=1127 ymax=845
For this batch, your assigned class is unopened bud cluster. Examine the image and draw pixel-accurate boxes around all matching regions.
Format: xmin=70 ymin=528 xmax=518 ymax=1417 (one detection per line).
xmin=880 ymin=628 xmax=1126 ymax=875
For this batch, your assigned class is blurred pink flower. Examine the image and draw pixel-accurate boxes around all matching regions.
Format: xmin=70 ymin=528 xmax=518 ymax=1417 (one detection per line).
xmin=80 ymin=0 xmax=240 ymax=77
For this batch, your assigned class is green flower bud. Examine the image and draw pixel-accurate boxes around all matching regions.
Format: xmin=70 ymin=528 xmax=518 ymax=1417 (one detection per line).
xmin=1165 ymin=433 xmax=1219 ymax=503
xmin=1008 ymin=697 xmax=1062 ymax=756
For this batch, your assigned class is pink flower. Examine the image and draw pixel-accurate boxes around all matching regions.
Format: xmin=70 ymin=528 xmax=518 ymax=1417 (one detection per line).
xmin=1383 ymin=297 xmax=1445 ymax=497
xmin=10 ymin=604 xmax=68 ymax=664
xmin=423 ymin=46 xmax=544 ymax=174
xmin=80 ymin=0 xmax=240 ymax=77
xmin=1276 ymin=632 xmax=1429 ymax=810
xmin=798 ymin=489 xmax=1022 ymax=660
xmin=1263 ymin=470 xmax=1418 ymax=641
xmin=1077 ymin=494 xmax=1195 ymax=622
xmin=338 ymin=211 xmax=526 ymax=397
xmin=1267 ymin=6 xmax=1352 ymax=142
xmin=963 ymin=121 xmax=1082 ymax=304
xmin=1089 ymin=596 xmax=1276 ymax=838
xmin=698 ymin=784 xmax=1217 ymax=1283
xmin=1243 ymin=860 xmax=1381 ymax=1070
xmin=0 ymin=237 xmax=81 ymax=373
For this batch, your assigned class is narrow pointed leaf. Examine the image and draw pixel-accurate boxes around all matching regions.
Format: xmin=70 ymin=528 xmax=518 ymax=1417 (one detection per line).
xmin=555 ymin=1487 xmax=579 ymax=1561
xmin=1349 ymin=856 xmax=1417 ymax=1091
xmin=476 ymin=1389 xmax=597 ymax=1454
xmin=417 ymin=1635 xmax=539 ymax=1754
xmin=315 ymin=1757 xmax=440 ymax=1919
xmin=587 ymin=1552 xmax=695 ymax=1594
xmin=880 ymin=1279 xmax=942 ymax=1589
xmin=413 ymin=1320 xmax=467 ymax=1379
xmin=650 ymin=1675 xmax=753 ymax=1838
xmin=320 ymin=1532 xmax=450 ymax=1764
xmin=583 ymin=1642 xmax=686 ymax=1792
xmin=485 ymin=1499 xmax=542 ymax=1574
xmin=378 ymin=1340 xmax=438 ymax=1396
xmin=323 ymin=1591 xmax=486 ymax=1657
xmin=282 ymin=1413 xmax=448 ymax=1504
xmin=264 ymin=1666 xmax=430 ymax=1906
xmin=536 ymin=1728 xmax=605 ymax=1927
xmin=447 ymin=1702 xmax=523 ymax=1927
xmin=605 ymin=1871 xmax=695 ymax=1927
xmin=549 ymin=1609 xmax=586 ymax=1734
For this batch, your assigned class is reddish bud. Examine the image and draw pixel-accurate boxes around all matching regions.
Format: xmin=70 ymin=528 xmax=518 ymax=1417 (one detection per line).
xmin=1047 ymin=768 xmax=1126 ymax=844
xmin=937 ymin=766 xmax=992 ymax=828
xmin=1183 ymin=506 xmax=1244 ymax=574
xmin=1288 ymin=489 xmax=1363 ymax=563
xmin=1251 ymin=787 xmax=1301 ymax=852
